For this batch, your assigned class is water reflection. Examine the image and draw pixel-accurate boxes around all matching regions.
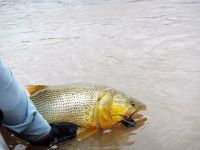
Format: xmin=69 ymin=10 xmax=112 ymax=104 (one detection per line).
xmin=1 ymin=117 xmax=147 ymax=150
xmin=61 ymin=118 xmax=147 ymax=150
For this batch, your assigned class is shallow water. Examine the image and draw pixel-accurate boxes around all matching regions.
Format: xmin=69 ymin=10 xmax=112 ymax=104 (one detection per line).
xmin=0 ymin=0 xmax=200 ymax=150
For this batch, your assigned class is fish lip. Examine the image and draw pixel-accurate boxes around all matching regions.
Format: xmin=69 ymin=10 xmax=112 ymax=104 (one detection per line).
xmin=131 ymin=107 xmax=141 ymax=116
xmin=121 ymin=107 xmax=140 ymax=127
xmin=130 ymin=105 xmax=146 ymax=118
xmin=122 ymin=105 xmax=146 ymax=127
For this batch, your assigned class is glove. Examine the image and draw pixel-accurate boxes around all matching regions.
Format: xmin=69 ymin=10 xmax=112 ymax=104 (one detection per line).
xmin=0 ymin=109 xmax=3 ymax=124
xmin=0 ymin=109 xmax=78 ymax=146
xmin=34 ymin=122 xmax=79 ymax=146
xmin=121 ymin=117 xmax=136 ymax=127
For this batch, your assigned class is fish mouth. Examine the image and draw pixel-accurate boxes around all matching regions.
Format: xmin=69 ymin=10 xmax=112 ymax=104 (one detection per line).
xmin=132 ymin=105 xmax=146 ymax=116
xmin=121 ymin=106 xmax=146 ymax=127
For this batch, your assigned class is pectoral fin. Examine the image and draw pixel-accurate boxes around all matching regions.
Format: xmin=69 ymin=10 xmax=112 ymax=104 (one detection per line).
xmin=27 ymin=85 xmax=48 ymax=95
xmin=77 ymin=128 xmax=99 ymax=141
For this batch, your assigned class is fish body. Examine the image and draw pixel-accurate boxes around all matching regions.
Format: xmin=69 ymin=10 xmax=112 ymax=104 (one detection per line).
xmin=29 ymin=84 xmax=146 ymax=129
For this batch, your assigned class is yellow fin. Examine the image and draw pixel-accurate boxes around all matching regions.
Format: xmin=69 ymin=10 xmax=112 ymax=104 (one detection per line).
xmin=77 ymin=128 xmax=99 ymax=141
xmin=27 ymin=85 xmax=48 ymax=95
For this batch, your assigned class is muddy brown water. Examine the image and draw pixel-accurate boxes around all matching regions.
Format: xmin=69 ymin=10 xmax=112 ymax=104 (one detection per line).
xmin=0 ymin=0 xmax=200 ymax=150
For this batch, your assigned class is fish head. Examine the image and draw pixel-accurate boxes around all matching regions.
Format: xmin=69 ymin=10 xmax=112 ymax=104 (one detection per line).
xmin=110 ymin=92 xmax=146 ymax=127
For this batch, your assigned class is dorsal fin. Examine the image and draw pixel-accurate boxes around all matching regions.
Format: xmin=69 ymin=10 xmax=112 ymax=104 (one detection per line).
xmin=27 ymin=85 xmax=48 ymax=95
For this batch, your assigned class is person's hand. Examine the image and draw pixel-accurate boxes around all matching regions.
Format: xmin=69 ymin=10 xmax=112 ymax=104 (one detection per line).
xmin=0 ymin=108 xmax=78 ymax=145
xmin=1 ymin=105 xmax=78 ymax=146
xmin=34 ymin=122 xmax=78 ymax=146
xmin=0 ymin=109 xmax=3 ymax=124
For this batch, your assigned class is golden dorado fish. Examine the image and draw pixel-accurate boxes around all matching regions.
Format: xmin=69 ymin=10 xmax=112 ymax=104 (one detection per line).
xmin=28 ymin=84 xmax=146 ymax=137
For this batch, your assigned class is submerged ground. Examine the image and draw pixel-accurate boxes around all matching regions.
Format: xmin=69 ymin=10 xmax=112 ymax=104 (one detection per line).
xmin=0 ymin=0 xmax=200 ymax=150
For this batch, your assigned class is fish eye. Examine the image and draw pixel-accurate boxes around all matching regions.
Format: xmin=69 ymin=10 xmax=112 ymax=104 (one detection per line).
xmin=132 ymin=103 xmax=135 ymax=106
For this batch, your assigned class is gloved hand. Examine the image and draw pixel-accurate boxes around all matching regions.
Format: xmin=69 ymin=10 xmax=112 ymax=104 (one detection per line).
xmin=34 ymin=122 xmax=79 ymax=146
xmin=0 ymin=109 xmax=78 ymax=145
xmin=0 ymin=109 xmax=3 ymax=124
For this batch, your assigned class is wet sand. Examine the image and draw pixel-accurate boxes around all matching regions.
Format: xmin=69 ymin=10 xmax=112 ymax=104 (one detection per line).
xmin=0 ymin=0 xmax=200 ymax=149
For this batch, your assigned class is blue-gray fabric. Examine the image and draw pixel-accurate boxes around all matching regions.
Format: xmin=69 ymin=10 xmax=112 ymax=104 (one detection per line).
xmin=0 ymin=60 xmax=51 ymax=142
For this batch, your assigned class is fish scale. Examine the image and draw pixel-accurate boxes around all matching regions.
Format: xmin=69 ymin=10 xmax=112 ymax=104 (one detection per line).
xmin=31 ymin=85 xmax=106 ymax=126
